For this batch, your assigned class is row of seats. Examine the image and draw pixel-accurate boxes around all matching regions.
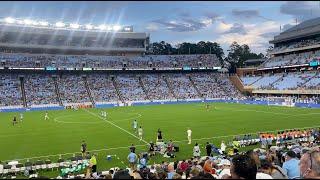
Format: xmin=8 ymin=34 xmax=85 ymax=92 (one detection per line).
xmin=0 ymin=53 xmax=221 ymax=69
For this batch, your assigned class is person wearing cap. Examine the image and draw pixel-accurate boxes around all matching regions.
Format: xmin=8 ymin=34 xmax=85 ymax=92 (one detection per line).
xmin=282 ymin=150 xmax=300 ymax=179
xmin=217 ymin=159 xmax=231 ymax=179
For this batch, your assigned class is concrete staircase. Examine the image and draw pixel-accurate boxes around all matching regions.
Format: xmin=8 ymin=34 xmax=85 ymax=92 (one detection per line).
xmin=53 ymin=77 xmax=63 ymax=106
xmin=112 ymin=77 xmax=125 ymax=103
xmin=83 ymin=76 xmax=95 ymax=106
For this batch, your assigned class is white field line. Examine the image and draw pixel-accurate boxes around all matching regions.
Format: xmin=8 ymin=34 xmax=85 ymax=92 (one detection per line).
xmin=82 ymin=108 xmax=148 ymax=144
xmin=3 ymin=124 xmax=320 ymax=162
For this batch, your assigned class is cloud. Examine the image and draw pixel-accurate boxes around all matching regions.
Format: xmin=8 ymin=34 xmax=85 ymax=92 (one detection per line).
xmin=204 ymin=12 xmax=220 ymax=20
xmin=280 ymin=1 xmax=320 ymax=21
xmin=259 ymin=31 xmax=279 ymax=39
xmin=145 ymin=23 xmax=159 ymax=32
xmin=231 ymin=9 xmax=273 ymax=21
xmin=223 ymin=23 xmax=247 ymax=35
xmin=152 ymin=17 xmax=214 ymax=32
xmin=216 ymin=21 xmax=279 ymax=53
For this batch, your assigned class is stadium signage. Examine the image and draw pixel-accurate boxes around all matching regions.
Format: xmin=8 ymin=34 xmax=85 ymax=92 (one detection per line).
xmin=46 ymin=67 xmax=57 ymax=71
xmin=82 ymin=67 xmax=92 ymax=71
xmin=309 ymin=61 xmax=319 ymax=67
xmin=213 ymin=67 xmax=221 ymax=70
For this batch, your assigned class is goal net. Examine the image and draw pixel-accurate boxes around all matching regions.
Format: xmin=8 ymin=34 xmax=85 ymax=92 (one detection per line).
xmin=267 ymin=97 xmax=295 ymax=107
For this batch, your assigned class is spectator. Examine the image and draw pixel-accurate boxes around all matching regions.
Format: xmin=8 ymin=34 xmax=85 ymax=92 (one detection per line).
xmin=206 ymin=142 xmax=212 ymax=156
xmin=282 ymin=151 xmax=300 ymax=179
xmin=193 ymin=143 xmax=201 ymax=158
xmin=127 ymin=151 xmax=138 ymax=170
xmin=224 ymin=154 xmax=257 ymax=179
xmin=221 ymin=141 xmax=227 ymax=154
xmin=89 ymin=153 xmax=97 ymax=173
xmin=299 ymin=150 xmax=320 ymax=179
xmin=260 ymin=159 xmax=288 ymax=179
xmin=167 ymin=164 xmax=175 ymax=179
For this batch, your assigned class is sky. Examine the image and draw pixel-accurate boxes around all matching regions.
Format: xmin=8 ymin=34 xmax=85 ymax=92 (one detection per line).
xmin=0 ymin=1 xmax=320 ymax=54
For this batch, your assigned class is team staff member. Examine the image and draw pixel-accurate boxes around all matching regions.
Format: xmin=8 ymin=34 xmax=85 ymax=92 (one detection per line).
xmin=89 ymin=153 xmax=97 ymax=173
xmin=81 ymin=140 xmax=87 ymax=157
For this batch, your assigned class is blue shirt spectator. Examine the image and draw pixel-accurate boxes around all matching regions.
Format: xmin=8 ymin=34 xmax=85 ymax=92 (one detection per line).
xmin=127 ymin=152 xmax=137 ymax=163
xmin=282 ymin=151 xmax=300 ymax=179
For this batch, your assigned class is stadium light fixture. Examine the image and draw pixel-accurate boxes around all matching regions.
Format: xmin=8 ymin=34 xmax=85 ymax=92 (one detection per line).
xmin=85 ymin=24 xmax=93 ymax=30
xmin=113 ymin=25 xmax=122 ymax=31
xmin=39 ymin=21 xmax=49 ymax=26
xmin=5 ymin=17 xmax=15 ymax=24
xmin=70 ymin=23 xmax=80 ymax=29
xmin=55 ymin=22 xmax=65 ymax=27
xmin=124 ymin=27 xmax=131 ymax=31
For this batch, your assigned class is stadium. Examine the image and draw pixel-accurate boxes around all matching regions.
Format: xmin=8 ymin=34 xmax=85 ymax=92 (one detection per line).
xmin=0 ymin=2 xmax=320 ymax=179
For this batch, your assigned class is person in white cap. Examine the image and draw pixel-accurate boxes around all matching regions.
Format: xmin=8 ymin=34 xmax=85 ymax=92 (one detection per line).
xmin=217 ymin=159 xmax=231 ymax=179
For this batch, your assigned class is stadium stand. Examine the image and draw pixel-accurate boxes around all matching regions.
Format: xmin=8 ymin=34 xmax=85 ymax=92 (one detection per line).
xmin=0 ymin=74 xmax=23 ymax=108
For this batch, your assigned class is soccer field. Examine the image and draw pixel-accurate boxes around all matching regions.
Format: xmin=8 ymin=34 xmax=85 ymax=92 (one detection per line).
xmin=1 ymin=102 xmax=320 ymax=175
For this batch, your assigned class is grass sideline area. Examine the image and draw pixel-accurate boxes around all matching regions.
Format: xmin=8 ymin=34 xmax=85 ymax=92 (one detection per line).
xmin=0 ymin=102 xmax=320 ymax=177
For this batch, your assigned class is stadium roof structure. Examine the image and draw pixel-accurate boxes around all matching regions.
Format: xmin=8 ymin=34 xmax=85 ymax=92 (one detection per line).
xmin=270 ymin=17 xmax=320 ymax=44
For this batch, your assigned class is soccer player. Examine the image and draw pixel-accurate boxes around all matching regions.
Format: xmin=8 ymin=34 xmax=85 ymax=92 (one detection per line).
xmin=12 ymin=116 xmax=17 ymax=126
xmin=20 ymin=113 xmax=23 ymax=122
xmin=44 ymin=111 xmax=49 ymax=120
xmin=81 ymin=140 xmax=87 ymax=157
xmin=206 ymin=104 xmax=210 ymax=111
xmin=187 ymin=128 xmax=192 ymax=144
xmin=138 ymin=126 xmax=143 ymax=141
xmin=132 ymin=120 xmax=138 ymax=133
xmin=101 ymin=111 xmax=107 ymax=120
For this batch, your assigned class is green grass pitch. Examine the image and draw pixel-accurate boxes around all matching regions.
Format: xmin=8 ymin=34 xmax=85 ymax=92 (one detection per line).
xmin=0 ymin=102 xmax=319 ymax=177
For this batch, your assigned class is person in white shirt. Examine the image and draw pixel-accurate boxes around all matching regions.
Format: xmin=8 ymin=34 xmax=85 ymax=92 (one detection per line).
xmin=221 ymin=141 xmax=226 ymax=154
xmin=138 ymin=126 xmax=143 ymax=141
xmin=187 ymin=128 xmax=192 ymax=144
xmin=193 ymin=143 xmax=201 ymax=158
xmin=20 ymin=113 xmax=23 ymax=122
xmin=44 ymin=111 xmax=49 ymax=120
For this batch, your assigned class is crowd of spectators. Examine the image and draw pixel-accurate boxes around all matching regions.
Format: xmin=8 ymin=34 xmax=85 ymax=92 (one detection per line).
xmin=241 ymin=71 xmax=320 ymax=91
xmin=271 ymin=38 xmax=320 ymax=53
xmin=141 ymin=74 xmax=176 ymax=100
xmin=166 ymin=74 xmax=199 ymax=100
xmin=47 ymin=127 xmax=319 ymax=179
xmin=0 ymin=53 xmax=221 ymax=69
xmin=0 ymin=74 xmax=23 ymax=107
xmin=57 ymin=75 xmax=91 ymax=104
xmin=24 ymin=74 xmax=59 ymax=106
xmin=263 ymin=49 xmax=320 ymax=68
xmin=116 ymin=75 xmax=148 ymax=101
xmin=86 ymin=75 xmax=119 ymax=104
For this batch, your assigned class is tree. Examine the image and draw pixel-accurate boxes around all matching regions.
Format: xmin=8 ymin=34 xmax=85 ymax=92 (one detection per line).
xmin=225 ymin=41 xmax=264 ymax=72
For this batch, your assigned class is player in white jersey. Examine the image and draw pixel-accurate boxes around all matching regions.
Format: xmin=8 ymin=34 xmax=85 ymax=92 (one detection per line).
xmin=44 ymin=111 xmax=49 ymax=120
xmin=132 ymin=120 xmax=138 ymax=133
xmin=101 ymin=111 xmax=107 ymax=119
xmin=20 ymin=113 xmax=23 ymax=122
xmin=187 ymin=128 xmax=192 ymax=144
xmin=138 ymin=126 xmax=143 ymax=141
